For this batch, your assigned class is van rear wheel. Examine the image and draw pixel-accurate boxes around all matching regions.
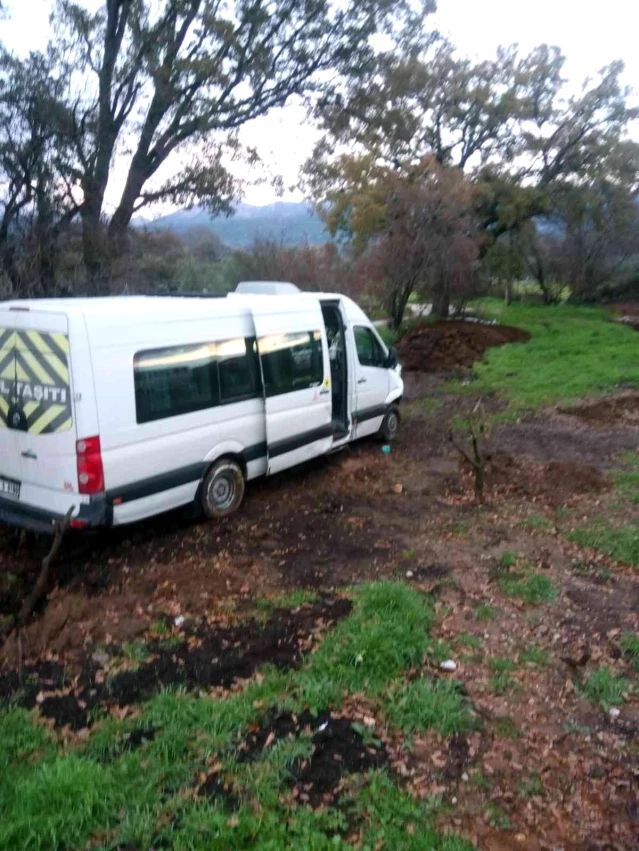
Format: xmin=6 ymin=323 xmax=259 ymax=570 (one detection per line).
xmin=379 ymin=405 xmax=400 ymax=442
xmin=201 ymin=459 xmax=245 ymax=519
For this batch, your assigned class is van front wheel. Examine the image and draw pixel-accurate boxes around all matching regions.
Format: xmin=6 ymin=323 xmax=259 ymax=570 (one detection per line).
xmin=379 ymin=405 xmax=400 ymax=442
xmin=201 ymin=459 xmax=245 ymax=519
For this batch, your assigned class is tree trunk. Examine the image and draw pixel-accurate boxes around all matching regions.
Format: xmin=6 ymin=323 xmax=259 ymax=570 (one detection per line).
xmin=504 ymin=278 xmax=513 ymax=306
xmin=81 ymin=204 xmax=109 ymax=293
xmin=107 ymin=160 xmax=148 ymax=259
xmin=389 ymin=283 xmax=413 ymax=330
xmin=34 ymin=182 xmax=58 ymax=296
xmin=431 ymin=277 xmax=450 ymax=318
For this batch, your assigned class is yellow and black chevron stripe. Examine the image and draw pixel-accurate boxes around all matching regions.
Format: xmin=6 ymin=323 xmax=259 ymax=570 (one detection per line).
xmin=0 ymin=327 xmax=72 ymax=434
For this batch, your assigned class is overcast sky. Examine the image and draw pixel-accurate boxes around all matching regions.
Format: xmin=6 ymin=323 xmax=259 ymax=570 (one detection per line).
xmin=2 ymin=0 xmax=637 ymax=209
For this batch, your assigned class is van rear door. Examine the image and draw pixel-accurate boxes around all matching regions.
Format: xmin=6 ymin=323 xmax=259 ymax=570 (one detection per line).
xmin=11 ymin=310 xmax=77 ymax=502
xmin=0 ymin=314 xmax=21 ymax=498
xmin=252 ymin=300 xmax=333 ymax=475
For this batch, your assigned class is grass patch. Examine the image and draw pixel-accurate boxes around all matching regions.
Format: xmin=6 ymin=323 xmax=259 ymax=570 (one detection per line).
xmin=562 ymin=720 xmax=592 ymax=737
xmin=385 ymin=678 xmax=476 ymax=737
xmin=456 ymin=633 xmax=484 ymax=650
xmin=611 ymin=452 xmax=639 ymax=505
xmin=499 ymin=573 xmax=557 ymax=606
xmin=456 ymin=301 xmax=638 ymax=413
xmin=499 ymin=551 xmax=519 ymax=571
xmin=620 ymin=632 xmax=639 ymax=672
xmin=352 ymin=772 xmax=473 ymax=851
xmin=566 ymin=520 xmax=639 ymax=567
xmin=256 ymin=589 xmax=319 ymax=612
xmin=0 ymin=709 xmax=54 ymax=774
xmin=0 ymin=581 xmax=468 ymax=851
xmin=120 ymin=640 xmax=150 ymax=664
xmin=492 ymin=715 xmax=521 ymax=739
xmin=420 ymin=398 xmax=444 ymax=414
xmin=583 ymin=667 xmax=629 ymax=709
xmin=519 ymin=644 xmax=550 ymax=666
xmin=488 ymin=658 xmax=519 ymax=695
xmin=517 ymin=773 xmax=544 ymax=799
xmin=475 ymin=603 xmax=498 ymax=621
xmin=522 ymin=513 xmax=553 ymax=532
xmin=293 ymin=582 xmax=434 ymax=710
xmin=485 ymin=803 xmax=514 ymax=831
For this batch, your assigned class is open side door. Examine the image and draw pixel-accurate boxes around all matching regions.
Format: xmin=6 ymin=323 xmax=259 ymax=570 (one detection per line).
xmin=252 ymin=299 xmax=333 ymax=475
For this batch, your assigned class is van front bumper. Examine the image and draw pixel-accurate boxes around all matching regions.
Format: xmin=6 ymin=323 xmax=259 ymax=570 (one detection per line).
xmin=0 ymin=494 xmax=111 ymax=535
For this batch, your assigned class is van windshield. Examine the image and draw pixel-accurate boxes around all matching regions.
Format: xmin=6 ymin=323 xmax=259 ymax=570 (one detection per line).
xmin=0 ymin=326 xmax=73 ymax=434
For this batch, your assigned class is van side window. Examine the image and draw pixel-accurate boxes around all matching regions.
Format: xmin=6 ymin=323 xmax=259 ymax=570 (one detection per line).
xmin=354 ymin=326 xmax=386 ymax=368
xmin=134 ymin=337 xmax=261 ymax=423
xmin=259 ymin=331 xmax=323 ymax=397
xmin=134 ymin=343 xmax=219 ymax=423
xmin=218 ymin=337 xmax=261 ymax=403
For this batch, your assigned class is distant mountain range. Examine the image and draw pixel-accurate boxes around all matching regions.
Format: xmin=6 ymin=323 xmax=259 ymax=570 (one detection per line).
xmin=136 ymin=201 xmax=330 ymax=248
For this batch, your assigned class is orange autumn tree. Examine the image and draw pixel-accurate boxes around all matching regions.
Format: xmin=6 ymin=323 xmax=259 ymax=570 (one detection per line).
xmin=311 ymin=154 xmax=480 ymax=327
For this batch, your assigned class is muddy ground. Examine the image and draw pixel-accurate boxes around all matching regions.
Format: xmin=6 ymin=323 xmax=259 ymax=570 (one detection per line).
xmin=1 ymin=369 xmax=638 ymax=849
xmin=397 ymin=319 xmax=531 ymax=371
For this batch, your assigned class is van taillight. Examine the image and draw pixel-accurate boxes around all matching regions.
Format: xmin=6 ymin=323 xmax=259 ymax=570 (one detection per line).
xmin=76 ymin=436 xmax=105 ymax=494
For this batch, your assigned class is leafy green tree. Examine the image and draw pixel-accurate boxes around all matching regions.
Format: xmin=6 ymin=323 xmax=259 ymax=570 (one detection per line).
xmin=308 ymin=37 xmax=639 ymax=314
xmin=314 ymin=154 xmax=479 ymax=326
xmin=0 ymin=50 xmax=79 ymax=294
xmin=47 ymin=0 xmax=427 ymax=287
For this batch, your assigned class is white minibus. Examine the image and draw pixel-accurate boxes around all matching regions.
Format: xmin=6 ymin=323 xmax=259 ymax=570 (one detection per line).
xmin=0 ymin=283 xmax=402 ymax=532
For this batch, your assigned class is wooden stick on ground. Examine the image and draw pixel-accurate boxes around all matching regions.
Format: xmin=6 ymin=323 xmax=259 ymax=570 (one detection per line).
xmin=2 ymin=506 xmax=74 ymax=673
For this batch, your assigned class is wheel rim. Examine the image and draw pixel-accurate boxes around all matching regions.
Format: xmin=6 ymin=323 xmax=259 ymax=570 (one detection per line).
xmin=387 ymin=411 xmax=399 ymax=436
xmin=210 ymin=471 xmax=236 ymax=511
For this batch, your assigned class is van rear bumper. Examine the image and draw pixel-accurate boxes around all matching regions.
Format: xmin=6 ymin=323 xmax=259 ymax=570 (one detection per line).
xmin=0 ymin=494 xmax=111 ymax=534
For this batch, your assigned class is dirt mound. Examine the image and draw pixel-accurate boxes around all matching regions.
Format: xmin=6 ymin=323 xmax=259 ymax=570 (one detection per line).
xmin=0 ymin=598 xmax=351 ymax=730
xmin=398 ymin=320 xmax=530 ymax=372
xmin=238 ymin=708 xmax=387 ymax=806
xmin=482 ymin=453 xmax=609 ymax=505
xmin=560 ymin=395 xmax=639 ymax=427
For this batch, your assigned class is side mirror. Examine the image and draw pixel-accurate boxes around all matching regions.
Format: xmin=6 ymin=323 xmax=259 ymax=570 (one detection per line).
xmin=386 ymin=346 xmax=398 ymax=369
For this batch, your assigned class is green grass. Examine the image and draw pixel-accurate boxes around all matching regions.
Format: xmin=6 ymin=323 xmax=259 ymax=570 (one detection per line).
xmin=492 ymin=715 xmax=521 ymax=739
xmin=256 ymin=589 xmax=319 ymax=612
xmin=485 ymin=803 xmax=514 ymax=831
xmin=120 ymin=640 xmax=150 ymax=664
xmin=519 ymin=644 xmax=550 ymax=666
xmin=583 ymin=667 xmax=630 ymax=709
xmin=566 ymin=520 xmax=639 ymax=567
xmin=499 ymin=573 xmax=557 ymax=606
xmin=620 ymin=632 xmax=639 ymax=672
xmin=351 ymin=772 xmax=474 ymax=851
xmin=610 ymin=452 xmax=639 ymax=505
xmin=522 ymin=513 xmax=553 ymax=533
xmin=499 ymin=551 xmax=519 ymax=570
xmin=455 ymin=633 xmax=484 ymax=650
xmin=420 ymin=398 xmax=444 ymax=414
xmin=384 ymin=677 xmax=477 ymax=737
xmin=293 ymin=581 xmax=434 ymax=709
xmin=0 ymin=581 xmax=478 ymax=851
xmin=488 ymin=658 xmax=519 ymax=695
xmin=456 ymin=300 xmax=639 ymax=414
xmin=517 ymin=773 xmax=544 ymax=799
xmin=475 ymin=603 xmax=498 ymax=621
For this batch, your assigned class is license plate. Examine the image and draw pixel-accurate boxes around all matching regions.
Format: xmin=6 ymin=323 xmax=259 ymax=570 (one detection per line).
xmin=0 ymin=476 xmax=20 ymax=500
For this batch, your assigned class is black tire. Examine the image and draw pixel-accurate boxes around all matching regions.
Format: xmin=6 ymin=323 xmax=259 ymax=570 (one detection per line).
xmin=379 ymin=405 xmax=400 ymax=441
xmin=201 ymin=458 xmax=245 ymax=519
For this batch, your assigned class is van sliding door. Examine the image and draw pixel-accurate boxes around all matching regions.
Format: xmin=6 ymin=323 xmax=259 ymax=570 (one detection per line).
xmin=252 ymin=300 xmax=333 ymax=475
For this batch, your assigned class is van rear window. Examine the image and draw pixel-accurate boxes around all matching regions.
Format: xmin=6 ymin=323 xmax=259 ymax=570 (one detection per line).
xmin=0 ymin=326 xmax=72 ymax=434
xmin=134 ymin=336 xmax=261 ymax=424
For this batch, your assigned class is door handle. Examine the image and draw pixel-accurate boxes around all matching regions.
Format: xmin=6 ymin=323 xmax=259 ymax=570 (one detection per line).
xmin=21 ymin=450 xmax=37 ymax=459
xmin=319 ymin=389 xmax=330 ymax=395
xmin=357 ymin=378 xmax=367 ymax=385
